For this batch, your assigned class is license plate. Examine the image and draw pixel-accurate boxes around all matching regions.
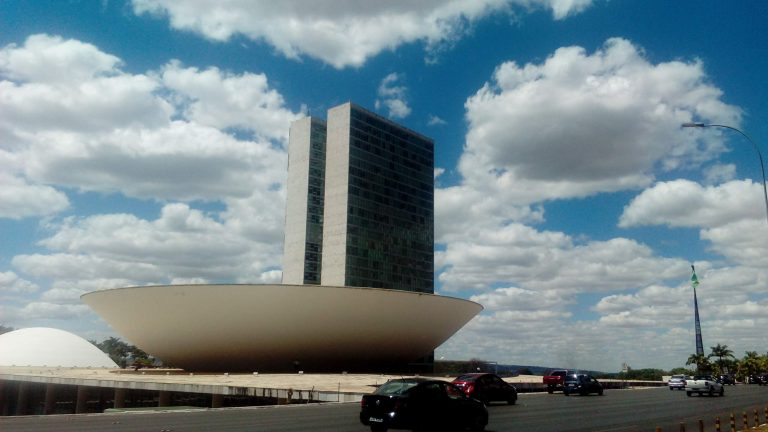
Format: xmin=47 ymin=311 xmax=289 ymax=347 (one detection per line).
xmin=369 ymin=417 xmax=384 ymax=423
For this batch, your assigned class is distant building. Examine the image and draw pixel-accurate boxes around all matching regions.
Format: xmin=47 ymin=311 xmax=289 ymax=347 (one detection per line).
xmin=283 ymin=102 xmax=434 ymax=293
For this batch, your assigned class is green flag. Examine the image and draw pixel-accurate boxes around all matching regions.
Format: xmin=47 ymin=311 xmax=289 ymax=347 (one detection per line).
xmin=691 ymin=265 xmax=699 ymax=288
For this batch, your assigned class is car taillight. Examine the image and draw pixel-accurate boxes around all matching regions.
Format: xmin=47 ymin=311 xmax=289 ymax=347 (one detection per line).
xmin=465 ymin=384 xmax=474 ymax=395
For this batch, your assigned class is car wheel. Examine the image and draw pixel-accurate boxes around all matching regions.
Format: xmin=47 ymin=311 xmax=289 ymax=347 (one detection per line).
xmin=598 ymin=388 xmax=604 ymax=396
xmin=507 ymin=397 xmax=516 ymax=405
xmin=719 ymin=387 xmax=724 ymax=396
xmin=547 ymin=386 xmax=554 ymax=394
xmin=686 ymin=391 xmax=692 ymax=397
xmin=669 ymin=387 xmax=673 ymax=391
xmin=708 ymin=387 xmax=715 ymax=397
xmin=563 ymin=390 xmax=569 ymax=396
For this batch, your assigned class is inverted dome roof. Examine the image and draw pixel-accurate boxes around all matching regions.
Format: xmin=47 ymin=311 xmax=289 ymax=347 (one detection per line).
xmin=82 ymin=284 xmax=482 ymax=372
xmin=0 ymin=327 xmax=118 ymax=368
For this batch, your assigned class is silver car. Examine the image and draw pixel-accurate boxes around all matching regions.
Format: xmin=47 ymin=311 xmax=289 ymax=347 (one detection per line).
xmin=668 ymin=374 xmax=687 ymax=390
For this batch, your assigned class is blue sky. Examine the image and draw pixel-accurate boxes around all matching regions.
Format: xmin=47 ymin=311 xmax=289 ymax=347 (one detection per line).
xmin=1 ymin=0 xmax=767 ymax=372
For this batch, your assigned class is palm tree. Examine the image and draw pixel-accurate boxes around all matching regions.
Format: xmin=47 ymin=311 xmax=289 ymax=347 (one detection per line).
xmin=686 ymin=353 xmax=711 ymax=373
xmin=737 ymin=351 xmax=764 ymax=383
xmin=709 ymin=343 xmax=735 ymax=374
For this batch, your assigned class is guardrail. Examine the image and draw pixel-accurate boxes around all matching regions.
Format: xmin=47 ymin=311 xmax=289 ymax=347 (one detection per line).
xmin=654 ymin=405 xmax=768 ymax=431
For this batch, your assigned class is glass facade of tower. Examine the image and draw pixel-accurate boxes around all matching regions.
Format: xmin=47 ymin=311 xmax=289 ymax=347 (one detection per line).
xmin=302 ymin=119 xmax=326 ymax=284
xmin=343 ymin=106 xmax=434 ymax=293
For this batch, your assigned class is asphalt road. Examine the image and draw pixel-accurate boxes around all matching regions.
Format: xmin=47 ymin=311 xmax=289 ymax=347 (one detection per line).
xmin=2 ymin=385 xmax=767 ymax=432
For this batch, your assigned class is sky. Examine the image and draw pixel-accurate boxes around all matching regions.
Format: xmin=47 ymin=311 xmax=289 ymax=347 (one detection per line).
xmin=1 ymin=0 xmax=767 ymax=373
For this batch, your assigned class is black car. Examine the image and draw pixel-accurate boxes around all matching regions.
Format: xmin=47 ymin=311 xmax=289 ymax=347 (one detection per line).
xmin=360 ymin=378 xmax=488 ymax=432
xmin=563 ymin=374 xmax=604 ymax=396
xmin=718 ymin=374 xmax=736 ymax=385
xmin=451 ymin=373 xmax=518 ymax=405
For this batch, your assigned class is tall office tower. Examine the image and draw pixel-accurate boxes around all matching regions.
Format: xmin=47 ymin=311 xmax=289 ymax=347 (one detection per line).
xmin=282 ymin=117 xmax=327 ymax=285
xmin=282 ymin=103 xmax=434 ymax=293
xmin=322 ymin=103 xmax=434 ymax=293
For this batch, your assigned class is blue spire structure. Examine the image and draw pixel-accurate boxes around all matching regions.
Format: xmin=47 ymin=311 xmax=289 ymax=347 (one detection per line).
xmin=691 ymin=265 xmax=704 ymax=356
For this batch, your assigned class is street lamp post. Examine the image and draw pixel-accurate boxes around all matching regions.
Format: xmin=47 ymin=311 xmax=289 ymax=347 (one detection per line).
xmin=681 ymin=122 xmax=768 ymax=225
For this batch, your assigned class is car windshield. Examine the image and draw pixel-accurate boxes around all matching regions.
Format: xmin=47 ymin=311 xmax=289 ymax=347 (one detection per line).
xmin=375 ymin=380 xmax=421 ymax=396
xmin=564 ymin=375 xmax=583 ymax=383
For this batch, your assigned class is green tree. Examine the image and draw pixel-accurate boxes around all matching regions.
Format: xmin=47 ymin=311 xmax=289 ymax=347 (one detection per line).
xmin=669 ymin=367 xmax=693 ymax=375
xmin=686 ymin=353 xmax=711 ymax=373
xmin=94 ymin=337 xmax=131 ymax=367
xmin=735 ymin=351 xmax=765 ymax=382
xmin=709 ymin=343 xmax=735 ymax=374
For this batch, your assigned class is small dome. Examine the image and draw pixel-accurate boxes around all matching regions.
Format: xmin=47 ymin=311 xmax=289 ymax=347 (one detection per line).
xmin=0 ymin=327 xmax=118 ymax=368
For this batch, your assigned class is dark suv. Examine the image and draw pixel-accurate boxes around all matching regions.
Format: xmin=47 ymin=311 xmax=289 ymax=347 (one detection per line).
xmin=563 ymin=374 xmax=604 ymax=396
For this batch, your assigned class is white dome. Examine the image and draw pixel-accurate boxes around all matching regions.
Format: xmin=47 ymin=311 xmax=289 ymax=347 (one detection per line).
xmin=0 ymin=327 xmax=118 ymax=368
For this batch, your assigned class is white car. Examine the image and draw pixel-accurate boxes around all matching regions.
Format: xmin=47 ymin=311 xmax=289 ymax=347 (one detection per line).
xmin=685 ymin=375 xmax=724 ymax=397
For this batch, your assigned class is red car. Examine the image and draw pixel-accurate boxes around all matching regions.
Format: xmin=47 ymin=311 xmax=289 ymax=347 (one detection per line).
xmin=451 ymin=373 xmax=518 ymax=405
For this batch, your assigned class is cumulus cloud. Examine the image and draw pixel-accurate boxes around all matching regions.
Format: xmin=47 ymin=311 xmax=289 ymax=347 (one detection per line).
xmin=0 ymin=271 xmax=39 ymax=294
xmin=438 ymin=224 xmax=687 ymax=293
xmin=0 ymin=34 xmax=297 ymax=204
xmin=160 ymin=61 xmax=302 ymax=141
xmin=0 ymin=173 xmax=69 ymax=219
xmin=619 ymin=179 xmax=766 ymax=228
xmin=131 ymin=0 xmax=595 ymax=68
xmin=619 ymin=179 xmax=768 ymax=267
xmin=375 ymin=73 xmax=411 ymax=119
xmin=459 ymin=38 xmax=740 ymax=204
xmin=0 ymin=35 xmax=172 ymax=134
xmin=13 ymin=203 xmax=283 ymax=285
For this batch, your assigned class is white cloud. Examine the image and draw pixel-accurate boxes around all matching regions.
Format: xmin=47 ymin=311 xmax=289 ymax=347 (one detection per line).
xmin=438 ymin=220 xmax=687 ymax=294
xmin=0 ymin=34 xmax=121 ymax=84
xmin=160 ymin=61 xmax=302 ymax=141
xmin=620 ymin=179 xmax=766 ymax=228
xmin=15 ymin=203 xmax=281 ymax=282
xmin=21 ymin=122 xmax=287 ymax=201
xmin=0 ymin=271 xmax=39 ymax=294
xmin=428 ymin=114 xmax=447 ymax=126
xmin=0 ymin=35 xmax=172 ymax=134
xmin=131 ymin=0 xmax=595 ymax=68
xmin=459 ymin=38 xmax=741 ymax=204
xmin=20 ymin=302 xmax=90 ymax=320
xmin=0 ymin=173 xmax=69 ymax=219
xmin=1 ymin=34 xmax=297 ymax=204
xmin=375 ymin=72 xmax=411 ymax=119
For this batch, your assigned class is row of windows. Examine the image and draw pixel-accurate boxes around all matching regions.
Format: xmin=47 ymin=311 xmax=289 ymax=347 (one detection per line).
xmin=350 ymin=108 xmax=433 ymax=153
xmin=347 ymin=191 xmax=432 ymax=220
xmin=349 ymin=131 xmax=432 ymax=166
xmin=350 ymin=126 xmax=432 ymax=158
xmin=348 ymin=164 xmax=432 ymax=197
xmin=349 ymin=142 xmax=432 ymax=178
